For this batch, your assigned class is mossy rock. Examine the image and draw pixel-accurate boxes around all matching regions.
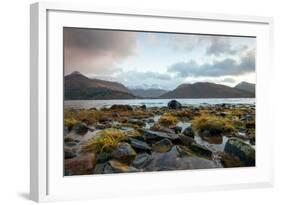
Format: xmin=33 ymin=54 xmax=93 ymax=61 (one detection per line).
xmin=224 ymin=138 xmax=255 ymax=166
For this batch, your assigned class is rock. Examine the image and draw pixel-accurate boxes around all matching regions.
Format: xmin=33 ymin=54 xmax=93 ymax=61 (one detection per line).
xmin=140 ymin=105 xmax=146 ymax=110
xmin=128 ymin=119 xmax=146 ymax=127
xmin=108 ymin=160 xmax=139 ymax=173
xmin=64 ymin=151 xmax=77 ymax=159
xmin=64 ymin=126 xmax=69 ymax=136
xmin=249 ymin=138 xmax=255 ymax=145
xmin=176 ymin=145 xmax=193 ymax=157
xmin=64 ymin=141 xmax=78 ymax=147
xmin=129 ymin=138 xmax=151 ymax=151
xmin=111 ymin=142 xmax=136 ymax=163
xmin=64 ymin=136 xmax=75 ymax=143
xmin=99 ymin=117 xmax=112 ymax=123
xmin=96 ymin=152 xmax=111 ymax=163
xmin=64 ymin=153 xmax=97 ymax=175
xmin=132 ymin=153 xmax=153 ymax=169
xmin=190 ymin=143 xmax=212 ymax=158
xmin=110 ymin=104 xmax=133 ymax=111
xmin=141 ymin=129 xmax=179 ymax=141
xmin=95 ymin=123 xmax=110 ymax=130
xmin=167 ymin=100 xmax=182 ymax=109
xmin=152 ymin=138 xmax=173 ymax=153
xmin=147 ymin=118 xmax=155 ymax=123
xmin=145 ymin=146 xmax=219 ymax=171
xmin=172 ymin=125 xmax=182 ymax=134
xmin=72 ymin=122 xmax=89 ymax=135
xmin=245 ymin=121 xmax=255 ymax=129
xmin=219 ymin=152 xmax=242 ymax=168
xmin=201 ymin=130 xmax=223 ymax=144
xmin=93 ymin=163 xmax=107 ymax=174
xmin=178 ymin=134 xmax=196 ymax=146
xmin=224 ymin=138 xmax=255 ymax=166
xmin=182 ymin=127 xmax=194 ymax=138
xmin=112 ymin=112 xmax=120 ymax=118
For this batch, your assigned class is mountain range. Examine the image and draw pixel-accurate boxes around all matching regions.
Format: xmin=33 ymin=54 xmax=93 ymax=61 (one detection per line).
xmin=64 ymin=71 xmax=255 ymax=100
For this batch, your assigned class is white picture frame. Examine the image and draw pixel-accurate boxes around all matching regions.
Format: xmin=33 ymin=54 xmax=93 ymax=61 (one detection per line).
xmin=30 ymin=2 xmax=274 ymax=202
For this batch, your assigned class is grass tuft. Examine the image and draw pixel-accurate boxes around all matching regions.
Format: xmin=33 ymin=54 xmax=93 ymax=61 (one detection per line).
xmin=158 ymin=113 xmax=178 ymax=126
xmin=192 ymin=114 xmax=235 ymax=135
xmin=82 ymin=129 xmax=125 ymax=153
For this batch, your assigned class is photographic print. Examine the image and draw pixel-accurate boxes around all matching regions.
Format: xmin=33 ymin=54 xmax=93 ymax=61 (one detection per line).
xmin=63 ymin=28 xmax=256 ymax=176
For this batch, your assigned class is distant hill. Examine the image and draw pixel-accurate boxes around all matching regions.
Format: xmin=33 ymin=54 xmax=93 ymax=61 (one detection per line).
xmin=234 ymin=81 xmax=255 ymax=95
xmin=130 ymin=88 xmax=168 ymax=98
xmin=64 ymin=71 xmax=136 ymax=100
xmin=159 ymin=82 xmax=255 ymax=99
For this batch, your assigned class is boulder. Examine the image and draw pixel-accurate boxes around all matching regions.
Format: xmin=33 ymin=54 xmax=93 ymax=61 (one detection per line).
xmin=129 ymin=138 xmax=151 ymax=151
xmin=145 ymin=146 xmax=219 ymax=171
xmin=172 ymin=125 xmax=182 ymax=134
xmin=111 ymin=142 xmax=136 ymax=163
xmin=72 ymin=122 xmax=90 ymax=135
xmin=110 ymin=104 xmax=133 ymax=111
xmin=128 ymin=119 xmax=146 ymax=127
xmin=182 ymin=127 xmax=195 ymax=138
xmin=64 ymin=153 xmax=97 ymax=175
xmin=178 ymin=134 xmax=196 ymax=146
xmin=167 ymin=100 xmax=182 ymax=109
xmin=64 ymin=151 xmax=77 ymax=159
xmin=96 ymin=152 xmax=111 ymax=163
xmin=141 ymin=129 xmax=179 ymax=141
xmin=152 ymin=138 xmax=173 ymax=153
xmin=132 ymin=153 xmax=153 ymax=169
xmin=219 ymin=152 xmax=242 ymax=168
xmin=108 ymin=160 xmax=139 ymax=173
xmin=190 ymin=143 xmax=212 ymax=158
xmin=224 ymin=138 xmax=255 ymax=166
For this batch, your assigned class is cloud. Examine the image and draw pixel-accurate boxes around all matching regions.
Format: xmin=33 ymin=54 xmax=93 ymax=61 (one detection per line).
xmin=64 ymin=28 xmax=137 ymax=75
xmin=206 ymin=37 xmax=248 ymax=56
xmin=168 ymin=49 xmax=255 ymax=78
xmin=114 ymin=70 xmax=175 ymax=90
xmin=221 ymin=77 xmax=236 ymax=83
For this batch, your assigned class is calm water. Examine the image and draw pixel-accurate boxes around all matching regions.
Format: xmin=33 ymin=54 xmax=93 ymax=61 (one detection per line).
xmin=65 ymin=98 xmax=255 ymax=109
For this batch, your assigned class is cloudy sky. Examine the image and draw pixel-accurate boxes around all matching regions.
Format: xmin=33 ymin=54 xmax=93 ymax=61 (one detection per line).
xmin=64 ymin=27 xmax=256 ymax=90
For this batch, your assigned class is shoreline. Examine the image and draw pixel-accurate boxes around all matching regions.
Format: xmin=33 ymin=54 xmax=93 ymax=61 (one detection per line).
xmin=64 ymin=100 xmax=256 ymax=176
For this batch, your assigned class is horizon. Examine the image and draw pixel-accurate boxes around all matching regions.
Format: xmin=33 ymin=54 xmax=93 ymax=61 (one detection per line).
xmin=66 ymin=71 xmax=254 ymax=91
xmin=64 ymin=28 xmax=256 ymax=90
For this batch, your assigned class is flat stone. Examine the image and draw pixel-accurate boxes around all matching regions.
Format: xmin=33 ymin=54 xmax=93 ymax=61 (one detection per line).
xmin=129 ymin=138 xmax=151 ymax=151
xmin=152 ymin=138 xmax=173 ymax=153
xmin=190 ymin=142 xmax=213 ymax=158
xmin=109 ymin=160 xmax=139 ymax=173
xmin=132 ymin=153 xmax=153 ymax=169
xmin=64 ymin=153 xmax=97 ymax=175
xmin=142 ymin=129 xmax=179 ymax=141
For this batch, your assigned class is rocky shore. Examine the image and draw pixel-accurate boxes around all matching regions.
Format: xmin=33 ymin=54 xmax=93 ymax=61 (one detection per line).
xmin=64 ymin=100 xmax=255 ymax=176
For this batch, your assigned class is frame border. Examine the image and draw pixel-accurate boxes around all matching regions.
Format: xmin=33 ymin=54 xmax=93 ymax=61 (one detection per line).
xmin=30 ymin=1 xmax=274 ymax=202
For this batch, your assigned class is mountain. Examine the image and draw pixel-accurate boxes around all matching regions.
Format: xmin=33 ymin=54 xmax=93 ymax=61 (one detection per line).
xmin=130 ymin=88 xmax=168 ymax=98
xmin=234 ymin=81 xmax=255 ymax=95
xmin=159 ymin=82 xmax=255 ymax=99
xmin=64 ymin=71 xmax=136 ymax=100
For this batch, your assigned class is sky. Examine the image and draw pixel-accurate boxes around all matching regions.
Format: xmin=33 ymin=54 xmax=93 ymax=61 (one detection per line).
xmin=64 ymin=27 xmax=256 ymax=90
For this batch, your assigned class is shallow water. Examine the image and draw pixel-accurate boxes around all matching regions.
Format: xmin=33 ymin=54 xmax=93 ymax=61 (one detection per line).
xmin=65 ymin=98 xmax=255 ymax=109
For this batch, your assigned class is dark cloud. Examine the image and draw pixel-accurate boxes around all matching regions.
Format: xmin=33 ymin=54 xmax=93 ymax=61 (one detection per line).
xmin=168 ymin=49 xmax=255 ymax=78
xmin=206 ymin=37 xmax=248 ymax=56
xmin=64 ymin=28 xmax=137 ymax=75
